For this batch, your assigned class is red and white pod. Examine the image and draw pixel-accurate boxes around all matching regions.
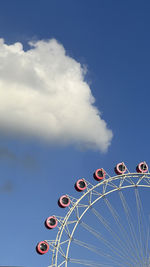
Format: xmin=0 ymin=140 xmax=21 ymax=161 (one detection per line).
xmin=45 ymin=216 xmax=57 ymax=229
xmin=115 ymin=162 xmax=126 ymax=175
xmin=136 ymin=162 xmax=148 ymax=173
xmin=75 ymin=179 xmax=87 ymax=191
xmin=58 ymin=195 xmax=70 ymax=208
xmin=93 ymin=168 xmax=105 ymax=181
xmin=36 ymin=241 xmax=49 ymax=255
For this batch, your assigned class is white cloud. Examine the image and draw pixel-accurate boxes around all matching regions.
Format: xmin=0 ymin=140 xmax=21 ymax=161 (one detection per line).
xmin=0 ymin=38 xmax=112 ymax=152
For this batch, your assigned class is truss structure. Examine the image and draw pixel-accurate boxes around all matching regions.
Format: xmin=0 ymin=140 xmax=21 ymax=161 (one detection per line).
xmin=44 ymin=171 xmax=150 ymax=267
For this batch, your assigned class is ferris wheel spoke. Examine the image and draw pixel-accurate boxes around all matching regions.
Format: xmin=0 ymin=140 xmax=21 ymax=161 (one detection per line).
xmin=135 ymin=189 xmax=150 ymax=265
xmin=72 ymin=238 xmax=127 ymax=267
xmin=135 ymin=188 xmax=146 ymax=263
xmin=90 ymin=205 xmax=131 ymax=252
xmin=118 ymin=190 xmax=144 ymax=265
xmin=145 ymin=224 xmax=150 ymax=266
xmin=69 ymin=257 xmax=118 ymax=266
xmin=80 ymin=220 xmax=134 ymax=266
xmin=103 ymin=195 xmax=140 ymax=264
xmin=89 ymin=205 xmax=138 ymax=265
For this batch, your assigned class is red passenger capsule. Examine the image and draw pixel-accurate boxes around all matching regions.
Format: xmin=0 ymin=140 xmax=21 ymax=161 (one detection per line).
xmin=58 ymin=195 xmax=70 ymax=208
xmin=136 ymin=162 xmax=148 ymax=173
xmin=45 ymin=216 xmax=57 ymax=229
xmin=115 ymin=162 xmax=126 ymax=175
xmin=75 ymin=179 xmax=87 ymax=191
xmin=36 ymin=241 xmax=49 ymax=254
xmin=93 ymin=168 xmax=105 ymax=181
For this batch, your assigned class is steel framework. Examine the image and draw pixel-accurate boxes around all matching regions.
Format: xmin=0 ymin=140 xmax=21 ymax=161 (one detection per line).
xmin=42 ymin=170 xmax=150 ymax=267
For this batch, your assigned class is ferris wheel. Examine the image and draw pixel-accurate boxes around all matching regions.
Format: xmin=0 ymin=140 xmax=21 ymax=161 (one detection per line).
xmin=36 ymin=162 xmax=150 ymax=267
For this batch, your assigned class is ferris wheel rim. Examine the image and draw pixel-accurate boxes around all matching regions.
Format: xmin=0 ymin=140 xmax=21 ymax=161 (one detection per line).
xmin=50 ymin=172 xmax=150 ymax=266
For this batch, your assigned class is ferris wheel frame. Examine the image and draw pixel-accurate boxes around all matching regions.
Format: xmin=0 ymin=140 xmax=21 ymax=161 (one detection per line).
xmin=44 ymin=170 xmax=150 ymax=267
xmin=36 ymin=161 xmax=150 ymax=267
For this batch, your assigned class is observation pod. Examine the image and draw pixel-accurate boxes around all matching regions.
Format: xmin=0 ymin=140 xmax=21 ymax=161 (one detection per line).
xmin=58 ymin=195 xmax=70 ymax=208
xmin=45 ymin=216 xmax=57 ymax=229
xmin=75 ymin=179 xmax=87 ymax=191
xmin=115 ymin=162 xmax=126 ymax=175
xmin=36 ymin=241 xmax=49 ymax=255
xmin=93 ymin=168 xmax=105 ymax=181
xmin=136 ymin=162 xmax=148 ymax=173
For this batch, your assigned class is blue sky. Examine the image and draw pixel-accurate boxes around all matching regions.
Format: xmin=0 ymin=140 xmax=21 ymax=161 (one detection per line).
xmin=0 ymin=0 xmax=150 ymax=266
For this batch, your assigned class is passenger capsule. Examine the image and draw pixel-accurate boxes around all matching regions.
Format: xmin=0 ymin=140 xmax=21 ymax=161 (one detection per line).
xmin=75 ymin=179 xmax=87 ymax=191
xmin=36 ymin=241 xmax=49 ymax=254
xmin=115 ymin=162 xmax=126 ymax=175
xmin=136 ymin=162 xmax=148 ymax=173
xmin=45 ymin=216 xmax=57 ymax=229
xmin=93 ymin=168 xmax=105 ymax=181
xmin=58 ymin=195 xmax=70 ymax=208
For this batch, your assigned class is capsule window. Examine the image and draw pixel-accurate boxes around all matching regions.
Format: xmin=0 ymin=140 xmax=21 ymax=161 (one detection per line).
xmin=75 ymin=179 xmax=87 ymax=191
xmin=141 ymin=163 xmax=147 ymax=171
xmin=62 ymin=196 xmax=69 ymax=205
xmin=118 ymin=164 xmax=125 ymax=172
xmin=45 ymin=216 xmax=57 ymax=229
xmin=94 ymin=168 xmax=105 ymax=181
xmin=40 ymin=243 xmax=48 ymax=251
xmin=97 ymin=170 xmax=104 ymax=177
xmin=36 ymin=241 xmax=49 ymax=254
xmin=48 ymin=218 xmax=56 ymax=226
xmin=115 ymin=163 xmax=126 ymax=175
xmin=79 ymin=180 xmax=85 ymax=188
xmin=136 ymin=162 xmax=148 ymax=173
xmin=58 ymin=195 xmax=70 ymax=208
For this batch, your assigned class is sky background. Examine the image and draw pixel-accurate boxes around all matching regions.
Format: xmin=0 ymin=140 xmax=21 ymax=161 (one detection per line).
xmin=0 ymin=0 xmax=150 ymax=266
